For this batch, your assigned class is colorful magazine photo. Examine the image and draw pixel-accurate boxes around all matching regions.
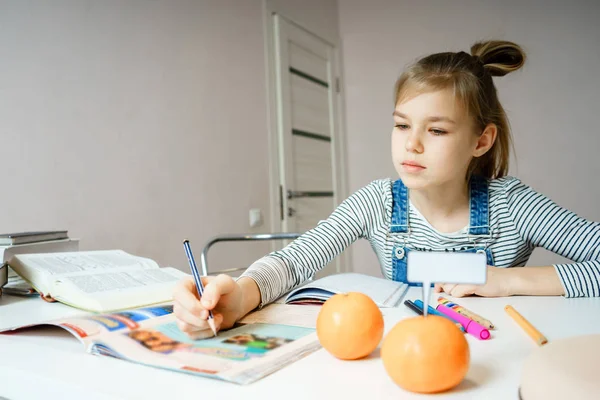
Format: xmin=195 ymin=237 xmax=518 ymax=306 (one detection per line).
xmin=1 ymin=304 xmax=321 ymax=384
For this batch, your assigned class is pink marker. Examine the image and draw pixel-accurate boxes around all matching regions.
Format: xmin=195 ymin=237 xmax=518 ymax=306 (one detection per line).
xmin=436 ymin=303 xmax=491 ymax=340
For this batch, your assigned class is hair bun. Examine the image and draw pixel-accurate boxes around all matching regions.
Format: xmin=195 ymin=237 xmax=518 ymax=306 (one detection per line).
xmin=470 ymin=41 xmax=526 ymax=77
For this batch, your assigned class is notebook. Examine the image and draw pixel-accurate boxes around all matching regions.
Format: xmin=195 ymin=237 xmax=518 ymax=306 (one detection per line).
xmin=284 ymin=273 xmax=408 ymax=307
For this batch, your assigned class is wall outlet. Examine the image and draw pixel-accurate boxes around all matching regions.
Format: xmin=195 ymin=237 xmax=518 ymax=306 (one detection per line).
xmin=249 ymin=208 xmax=263 ymax=227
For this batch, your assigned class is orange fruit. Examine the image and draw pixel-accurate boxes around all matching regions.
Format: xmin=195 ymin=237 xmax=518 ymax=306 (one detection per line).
xmin=381 ymin=315 xmax=469 ymax=393
xmin=316 ymin=292 xmax=384 ymax=360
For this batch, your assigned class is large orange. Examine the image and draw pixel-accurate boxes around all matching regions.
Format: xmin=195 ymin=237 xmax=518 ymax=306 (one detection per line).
xmin=316 ymin=292 xmax=384 ymax=360
xmin=381 ymin=315 xmax=469 ymax=393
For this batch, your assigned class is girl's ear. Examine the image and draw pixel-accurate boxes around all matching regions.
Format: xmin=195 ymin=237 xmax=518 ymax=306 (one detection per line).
xmin=474 ymin=123 xmax=497 ymax=157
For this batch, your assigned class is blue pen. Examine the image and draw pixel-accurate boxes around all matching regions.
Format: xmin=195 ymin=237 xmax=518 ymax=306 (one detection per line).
xmin=414 ymin=299 xmax=465 ymax=333
xmin=183 ymin=240 xmax=217 ymax=337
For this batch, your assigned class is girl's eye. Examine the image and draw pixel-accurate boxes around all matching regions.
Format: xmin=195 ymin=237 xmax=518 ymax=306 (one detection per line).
xmin=430 ymin=129 xmax=447 ymax=136
xmin=395 ymin=124 xmax=409 ymax=130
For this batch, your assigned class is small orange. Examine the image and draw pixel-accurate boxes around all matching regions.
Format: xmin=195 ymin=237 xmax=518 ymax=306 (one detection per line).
xmin=316 ymin=292 xmax=384 ymax=360
xmin=381 ymin=315 xmax=469 ymax=393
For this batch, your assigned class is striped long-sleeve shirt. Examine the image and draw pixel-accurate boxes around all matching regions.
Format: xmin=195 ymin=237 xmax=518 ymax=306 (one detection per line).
xmin=241 ymin=176 xmax=600 ymax=304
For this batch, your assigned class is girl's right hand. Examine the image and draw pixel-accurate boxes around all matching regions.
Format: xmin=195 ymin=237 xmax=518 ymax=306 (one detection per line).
xmin=173 ymin=274 xmax=244 ymax=339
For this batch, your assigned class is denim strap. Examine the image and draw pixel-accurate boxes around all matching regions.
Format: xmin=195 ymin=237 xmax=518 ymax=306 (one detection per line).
xmin=391 ymin=177 xmax=490 ymax=236
xmin=468 ymin=175 xmax=490 ymax=235
xmin=390 ymin=179 xmax=409 ymax=233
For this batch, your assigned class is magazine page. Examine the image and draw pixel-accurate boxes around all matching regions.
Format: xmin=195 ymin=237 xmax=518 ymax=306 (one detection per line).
xmin=91 ymin=314 xmax=321 ymax=385
xmin=238 ymin=303 xmax=320 ymax=328
xmin=1 ymin=304 xmax=174 ymax=347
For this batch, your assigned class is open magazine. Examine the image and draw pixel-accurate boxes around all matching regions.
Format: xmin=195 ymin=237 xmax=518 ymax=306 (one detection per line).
xmin=1 ymin=304 xmax=321 ymax=385
xmin=285 ymin=272 xmax=408 ymax=307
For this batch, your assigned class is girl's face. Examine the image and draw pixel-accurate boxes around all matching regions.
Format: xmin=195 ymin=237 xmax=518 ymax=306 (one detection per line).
xmin=391 ymin=89 xmax=481 ymax=190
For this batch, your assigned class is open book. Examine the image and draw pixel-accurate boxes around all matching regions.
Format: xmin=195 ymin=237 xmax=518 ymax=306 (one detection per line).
xmin=1 ymin=238 xmax=80 ymax=296
xmin=284 ymin=273 xmax=408 ymax=307
xmin=0 ymin=305 xmax=320 ymax=385
xmin=7 ymin=250 xmax=187 ymax=313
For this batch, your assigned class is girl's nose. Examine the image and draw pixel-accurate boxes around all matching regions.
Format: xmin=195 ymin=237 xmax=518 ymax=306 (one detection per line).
xmin=405 ymin=130 xmax=424 ymax=154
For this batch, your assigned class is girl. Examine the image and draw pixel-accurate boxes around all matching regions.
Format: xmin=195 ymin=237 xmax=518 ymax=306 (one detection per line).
xmin=173 ymin=40 xmax=600 ymax=339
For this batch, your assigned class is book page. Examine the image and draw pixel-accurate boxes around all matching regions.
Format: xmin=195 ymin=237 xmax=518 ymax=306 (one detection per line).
xmin=11 ymin=250 xmax=159 ymax=277
xmin=53 ymin=267 xmax=188 ymax=312
xmin=56 ymin=268 xmax=183 ymax=294
xmin=239 ymin=304 xmax=320 ymax=329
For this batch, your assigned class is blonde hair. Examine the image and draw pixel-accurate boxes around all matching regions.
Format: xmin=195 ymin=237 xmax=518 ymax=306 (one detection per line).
xmin=394 ymin=40 xmax=526 ymax=179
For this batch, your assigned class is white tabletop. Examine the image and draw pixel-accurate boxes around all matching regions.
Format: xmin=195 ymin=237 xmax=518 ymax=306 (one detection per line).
xmin=1 ymin=290 xmax=599 ymax=400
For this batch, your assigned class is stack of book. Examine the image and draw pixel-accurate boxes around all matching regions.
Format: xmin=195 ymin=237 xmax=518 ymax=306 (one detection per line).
xmin=0 ymin=230 xmax=79 ymax=296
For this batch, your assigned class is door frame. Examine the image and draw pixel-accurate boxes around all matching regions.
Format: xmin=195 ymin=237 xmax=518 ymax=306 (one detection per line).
xmin=262 ymin=4 xmax=350 ymax=273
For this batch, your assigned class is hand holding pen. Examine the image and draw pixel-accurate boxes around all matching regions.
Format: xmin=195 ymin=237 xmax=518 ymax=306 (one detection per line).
xmin=173 ymin=240 xmax=247 ymax=339
xmin=183 ymin=240 xmax=217 ymax=337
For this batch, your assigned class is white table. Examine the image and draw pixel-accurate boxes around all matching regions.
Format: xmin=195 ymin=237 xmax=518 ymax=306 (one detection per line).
xmin=1 ymin=290 xmax=599 ymax=400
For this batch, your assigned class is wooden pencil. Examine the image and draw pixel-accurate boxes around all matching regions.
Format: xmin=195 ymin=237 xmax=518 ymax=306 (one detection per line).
xmin=505 ymin=305 xmax=548 ymax=346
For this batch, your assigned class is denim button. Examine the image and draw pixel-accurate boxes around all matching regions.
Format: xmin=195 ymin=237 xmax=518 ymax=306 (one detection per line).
xmin=476 ymin=249 xmax=486 ymax=255
xmin=394 ymin=247 xmax=405 ymax=259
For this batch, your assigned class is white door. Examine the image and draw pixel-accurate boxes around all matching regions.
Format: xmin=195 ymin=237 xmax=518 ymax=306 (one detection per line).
xmin=269 ymin=14 xmax=347 ymax=278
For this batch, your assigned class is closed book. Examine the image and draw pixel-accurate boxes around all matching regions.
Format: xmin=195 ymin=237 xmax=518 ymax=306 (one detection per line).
xmin=0 ymin=231 xmax=69 ymax=246
xmin=0 ymin=263 xmax=7 ymax=289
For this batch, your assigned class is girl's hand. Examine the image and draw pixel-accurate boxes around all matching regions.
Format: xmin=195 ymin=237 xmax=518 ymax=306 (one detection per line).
xmin=434 ymin=266 xmax=513 ymax=298
xmin=173 ymin=274 xmax=243 ymax=339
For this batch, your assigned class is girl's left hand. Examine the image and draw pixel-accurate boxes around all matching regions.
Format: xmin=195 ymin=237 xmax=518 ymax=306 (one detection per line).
xmin=434 ymin=266 xmax=512 ymax=298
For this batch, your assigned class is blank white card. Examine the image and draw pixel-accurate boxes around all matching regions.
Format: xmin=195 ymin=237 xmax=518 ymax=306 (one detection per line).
xmin=407 ymin=251 xmax=487 ymax=285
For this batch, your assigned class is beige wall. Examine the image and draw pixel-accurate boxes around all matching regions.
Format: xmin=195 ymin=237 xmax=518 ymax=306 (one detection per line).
xmin=4 ymin=0 xmax=596 ymax=278
xmin=339 ymin=0 xmax=600 ymax=276
xmin=0 ymin=0 xmax=339 ymax=272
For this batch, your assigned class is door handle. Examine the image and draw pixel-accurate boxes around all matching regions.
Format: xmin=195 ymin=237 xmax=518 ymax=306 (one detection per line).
xmin=287 ymin=190 xmax=334 ymax=199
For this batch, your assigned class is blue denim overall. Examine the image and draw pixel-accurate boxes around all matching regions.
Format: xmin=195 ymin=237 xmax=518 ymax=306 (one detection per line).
xmin=390 ymin=176 xmax=495 ymax=286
